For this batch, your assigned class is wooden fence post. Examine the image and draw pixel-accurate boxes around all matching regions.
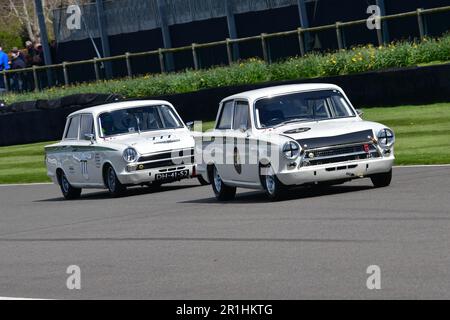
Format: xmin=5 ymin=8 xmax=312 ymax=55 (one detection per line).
xmin=32 ymin=66 xmax=39 ymax=92
xmin=125 ymin=52 xmax=133 ymax=77
xmin=192 ymin=44 xmax=199 ymax=70
xmin=297 ymin=28 xmax=305 ymax=56
xmin=62 ymin=62 xmax=69 ymax=86
xmin=226 ymin=38 xmax=233 ymax=65
xmin=2 ymin=72 xmax=9 ymax=92
xmin=261 ymin=33 xmax=269 ymax=63
xmin=159 ymin=49 xmax=166 ymax=74
xmin=93 ymin=58 xmax=100 ymax=81
xmin=417 ymin=8 xmax=426 ymax=39
xmin=336 ymin=22 xmax=344 ymax=50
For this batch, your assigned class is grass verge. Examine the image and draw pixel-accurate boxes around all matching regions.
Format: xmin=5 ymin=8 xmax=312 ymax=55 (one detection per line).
xmin=0 ymin=102 xmax=449 ymax=184
xmin=2 ymin=34 xmax=449 ymax=105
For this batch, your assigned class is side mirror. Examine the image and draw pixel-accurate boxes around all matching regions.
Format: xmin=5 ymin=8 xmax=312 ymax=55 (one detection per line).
xmin=84 ymin=133 xmax=95 ymax=143
xmin=239 ymin=125 xmax=251 ymax=136
xmin=356 ymin=109 xmax=364 ymax=117
xmin=186 ymin=121 xmax=194 ymax=131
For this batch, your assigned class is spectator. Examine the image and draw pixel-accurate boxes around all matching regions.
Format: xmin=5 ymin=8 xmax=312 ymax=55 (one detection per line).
xmin=0 ymin=45 xmax=11 ymax=92
xmin=50 ymin=40 xmax=57 ymax=63
xmin=10 ymin=48 xmax=26 ymax=92
xmin=23 ymin=41 xmax=36 ymax=91
xmin=24 ymin=40 xmax=36 ymax=67
xmin=33 ymin=43 xmax=44 ymax=66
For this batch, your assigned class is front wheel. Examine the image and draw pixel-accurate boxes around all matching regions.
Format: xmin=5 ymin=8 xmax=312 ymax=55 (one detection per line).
xmin=371 ymin=169 xmax=392 ymax=188
xmin=106 ymin=166 xmax=126 ymax=197
xmin=197 ymin=175 xmax=210 ymax=186
xmin=209 ymin=166 xmax=236 ymax=201
xmin=58 ymin=171 xmax=82 ymax=200
xmin=260 ymin=164 xmax=288 ymax=201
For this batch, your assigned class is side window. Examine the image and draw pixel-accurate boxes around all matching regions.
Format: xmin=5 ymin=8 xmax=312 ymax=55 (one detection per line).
xmin=79 ymin=114 xmax=94 ymax=139
xmin=65 ymin=115 xmax=80 ymax=140
xmin=217 ymin=101 xmax=234 ymax=130
xmin=233 ymin=101 xmax=250 ymax=130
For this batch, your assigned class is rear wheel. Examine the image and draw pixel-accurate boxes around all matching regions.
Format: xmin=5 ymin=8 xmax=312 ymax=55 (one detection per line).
xmin=58 ymin=171 xmax=81 ymax=200
xmin=209 ymin=166 xmax=236 ymax=201
xmin=260 ymin=164 xmax=288 ymax=201
xmin=371 ymin=169 xmax=392 ymax=188
xmin=105 ymin=165 xmax=126 ymax=197
xmin=197 ymin=175 xmax=210 ymax=186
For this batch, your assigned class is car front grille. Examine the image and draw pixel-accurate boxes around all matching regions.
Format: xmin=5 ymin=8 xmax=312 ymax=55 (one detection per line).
xmin=303 ymin=143 xmax=380 ymax=166
xmin=136 ymin=148 xmax=194 ymax=170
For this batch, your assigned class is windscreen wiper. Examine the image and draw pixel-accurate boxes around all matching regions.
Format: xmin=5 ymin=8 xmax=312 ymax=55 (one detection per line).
xmin=273 ymin=118 xmax=310 ymax=129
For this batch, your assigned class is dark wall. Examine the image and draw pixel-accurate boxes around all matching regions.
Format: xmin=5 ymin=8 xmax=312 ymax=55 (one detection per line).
xmin=1 ymin=63 xmax=449 ymax=147
xmin=235 ymin=5 xmax=301 ymax=61
xmin=52 ymin=0 xmax=450 ymax=84
xmin=170 ymin=17 xmax=230 ymax=70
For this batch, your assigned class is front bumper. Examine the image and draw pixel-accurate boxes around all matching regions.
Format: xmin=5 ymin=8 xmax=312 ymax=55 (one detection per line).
xmin=277 ymin=156 xmax=394 ymax=186
xmin=117 ymin=164 xmax=196 ymax=185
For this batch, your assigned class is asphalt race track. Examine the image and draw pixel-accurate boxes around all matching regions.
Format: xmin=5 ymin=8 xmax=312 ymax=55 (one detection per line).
xmin=0 ymin=166 xmax=449 ymax=300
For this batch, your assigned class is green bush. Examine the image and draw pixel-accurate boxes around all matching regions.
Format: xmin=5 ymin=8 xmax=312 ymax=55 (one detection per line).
xmin=0 ymin=31 xmax=23 ymax=52
xmin=3 ymin=34 xmax=450 ymax=105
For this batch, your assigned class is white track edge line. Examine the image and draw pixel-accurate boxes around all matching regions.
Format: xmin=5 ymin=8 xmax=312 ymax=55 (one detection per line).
xmin=0 ymin=182 xmax=53 ymax=187
xmin=1 ymin=165 xmax=450 ymax=187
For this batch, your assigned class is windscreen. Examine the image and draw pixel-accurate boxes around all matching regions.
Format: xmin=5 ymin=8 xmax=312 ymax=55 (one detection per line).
xmin=254 ymin=90 xmax=356 ymax=128
xmin=99 ymin=105 xmax=183 ymax=137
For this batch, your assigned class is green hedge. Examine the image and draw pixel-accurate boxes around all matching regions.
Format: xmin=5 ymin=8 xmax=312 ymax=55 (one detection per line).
xmin=3 ymin=34 xmax=450 ymax=105
xmin=0 ymin=31 xmax=23 ymax=52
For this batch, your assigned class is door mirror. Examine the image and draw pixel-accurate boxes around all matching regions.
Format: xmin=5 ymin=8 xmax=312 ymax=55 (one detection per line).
xmin=356 ymin=109 xmax=364 ymax=117
xmin=186 ymin=121 xmax=194 ymax=131
xmin=84 ymin=133 xmax=95 ymax=143
xmin=239 ymin=125 xmax=248 ymax=133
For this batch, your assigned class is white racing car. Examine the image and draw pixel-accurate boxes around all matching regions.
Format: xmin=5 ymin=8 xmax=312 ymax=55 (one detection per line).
xmin=45 ymin=100 xmax=205 ymax=199
xmin=196 ymin=84 xmax=395 ymax=201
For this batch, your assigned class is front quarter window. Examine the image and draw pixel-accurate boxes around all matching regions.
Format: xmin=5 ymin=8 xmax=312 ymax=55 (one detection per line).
xmin=217 ymin=101 xmax=234 ymax=130
xmin=65 ymin=115 xmax=80 ymax=140
xmin=79 ymin=114 xmax=94 ymax=140
xmin=233 ymin=101 xmax=250 ymax=131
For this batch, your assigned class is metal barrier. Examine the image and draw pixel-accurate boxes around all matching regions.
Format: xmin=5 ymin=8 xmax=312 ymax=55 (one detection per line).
xmin=1 ymin=5 xmax=449 ymax=93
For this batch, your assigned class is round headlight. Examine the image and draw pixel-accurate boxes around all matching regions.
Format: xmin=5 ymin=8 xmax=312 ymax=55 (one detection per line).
xmin=282 ymin=141 xmax=301 ymax=160
xmin=377 ymin=129 xmax=395 ymax=148
xmin=123 ymin=148 xmax=138 ymax=163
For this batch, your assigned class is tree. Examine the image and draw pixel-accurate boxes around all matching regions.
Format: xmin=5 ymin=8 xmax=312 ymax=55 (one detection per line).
xmin=0 ymin=0 xmax=91 ymax=44
xmin=0 ymin=30 xmax=23 ymax=51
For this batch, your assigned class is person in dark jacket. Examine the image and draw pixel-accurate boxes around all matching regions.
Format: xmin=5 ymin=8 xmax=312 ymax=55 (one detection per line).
xmin=24 ymin=41 xmax=36 ymax=67
xmin=10 ymin=48 xmax=26 ymax=92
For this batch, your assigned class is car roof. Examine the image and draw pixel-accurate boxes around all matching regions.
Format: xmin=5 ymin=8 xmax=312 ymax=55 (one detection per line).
xmin=68 ymin=100 xmax=172 ymax=117
xmin=222 ymin=83 xmax=343 ymax=103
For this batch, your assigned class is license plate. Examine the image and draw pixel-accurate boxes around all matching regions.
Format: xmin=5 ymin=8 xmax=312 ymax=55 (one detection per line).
xmin=155 ymin=170 xmax=189 ymax=181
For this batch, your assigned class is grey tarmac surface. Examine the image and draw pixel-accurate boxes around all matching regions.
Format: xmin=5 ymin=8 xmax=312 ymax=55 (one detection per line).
xmin=0 ymin=166 xmax=449 ymax=300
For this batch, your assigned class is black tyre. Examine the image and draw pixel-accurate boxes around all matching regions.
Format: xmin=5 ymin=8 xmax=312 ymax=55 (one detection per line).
xmin=371 ymin=169 xmax=392 ymax=188
xmin=260 ymin=164 xmax=288 ymax=201
xmin=105 ymin=165 xmax=126 ymax=197
xmin=147 ymin=181 xmax=163 ymax=190
xmin=209 ymin=166 xmax=236 ymax=201
xmin=58 ymin=171 xmax=82 ymax=200
xmin=197 ymin=175 xmax=210 ymax=186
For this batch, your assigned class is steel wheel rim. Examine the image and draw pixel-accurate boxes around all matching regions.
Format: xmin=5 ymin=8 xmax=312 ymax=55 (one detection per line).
xmin=265 ymin=167 xmax=276 ymax=195
xmin=213 ymin=167 xmax=222 ymax=193
xmin=61 ymin=174 xmax=70 ymax=193
xmin=108 ymin=168 xmax=116 ymax=191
